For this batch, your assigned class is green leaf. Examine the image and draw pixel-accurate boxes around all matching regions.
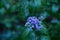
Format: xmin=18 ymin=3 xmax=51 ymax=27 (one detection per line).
xmin=0 ymin=8 xmax=6 ymax=15
xmin=40 ymin=35 xmax=50 ymax=40
xmin=9 ymin=5 xmax=16 ymax=13
xmin=21 ymin=28 xmax=30 ymax=39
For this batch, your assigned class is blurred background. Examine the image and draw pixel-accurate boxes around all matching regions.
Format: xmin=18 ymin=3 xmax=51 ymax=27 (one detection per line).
xmin=0 ymin=0 xmax=60 ymax=40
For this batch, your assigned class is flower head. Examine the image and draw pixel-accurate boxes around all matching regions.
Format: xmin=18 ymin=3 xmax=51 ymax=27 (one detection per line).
xmin=25 ymin=16 xmax=43 ymax=30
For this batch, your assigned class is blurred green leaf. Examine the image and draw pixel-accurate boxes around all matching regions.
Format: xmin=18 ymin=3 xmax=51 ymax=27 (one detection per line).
xmin=0 ymin=8 xmax=6 ymax=15
xmin=21 ymin=28 xmax=30 ymax=39
xmin=40 ymin=35 xmax=50 ymax=40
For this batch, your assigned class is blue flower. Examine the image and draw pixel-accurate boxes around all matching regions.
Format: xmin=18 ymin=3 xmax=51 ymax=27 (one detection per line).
xmin=25 ymin=16 xmax=43 ymax=30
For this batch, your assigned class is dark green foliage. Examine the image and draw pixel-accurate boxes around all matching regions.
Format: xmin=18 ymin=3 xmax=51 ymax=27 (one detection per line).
xmin=0 ymin=0 xmax=60 ymax=40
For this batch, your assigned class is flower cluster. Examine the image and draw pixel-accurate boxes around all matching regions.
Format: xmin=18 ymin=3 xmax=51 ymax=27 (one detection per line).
xmin=25 ymin=16 xmax=43 ymax=31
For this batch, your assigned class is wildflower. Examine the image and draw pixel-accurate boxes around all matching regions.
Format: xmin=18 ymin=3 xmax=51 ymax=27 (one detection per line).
xmin=25 ymin=16 xmax=43 ymax=30
xmin=27 ymin=16 xmax=39 ymax=24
